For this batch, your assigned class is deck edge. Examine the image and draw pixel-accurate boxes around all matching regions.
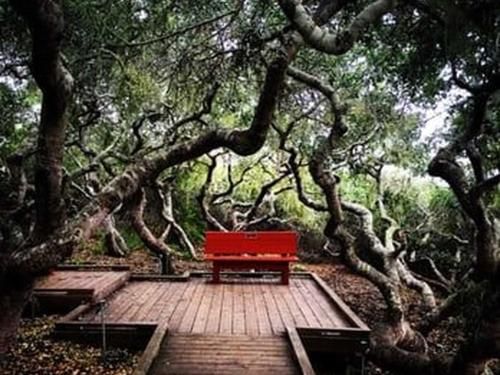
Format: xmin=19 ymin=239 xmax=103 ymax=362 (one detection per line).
xmin=309 ymin=272 xmax=370 ymax=331
xmin=132 ymin=323 xmax=168 ymax=375
xmin=287 ymin=327 xmax=316 ymax=375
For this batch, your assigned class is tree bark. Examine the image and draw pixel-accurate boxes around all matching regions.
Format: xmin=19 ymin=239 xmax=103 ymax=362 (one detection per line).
xmin=130 ymin=189 xmax=176 ymax=274
xmin=0 ymin=14 xmax=297 ymax=353
xmin=427 ymin=87 xmax=500 ymax=372
xmin=11 ymin=0 xmax=74 ymax=241
xmin=103 ymin=216 xmax=129 ymax=257
xmin=449 ymin=283 xmax=500 ymax=375
xmin=157 ymin=185 xmax=197 ymax=259
xmin=0 ymin=0 xmax=73 ymax=358
xmin=278 ymin=0 xmax=396 ymax=54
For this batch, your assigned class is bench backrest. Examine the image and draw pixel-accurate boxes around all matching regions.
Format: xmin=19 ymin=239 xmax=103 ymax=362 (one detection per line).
xmin=205 ymin=231 xmax=297 ymax=256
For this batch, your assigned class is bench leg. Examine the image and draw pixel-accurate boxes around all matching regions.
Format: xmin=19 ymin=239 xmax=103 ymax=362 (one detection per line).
xmin=281 ymin=266 xmax=290 ymax=285
xmin=213 ymin=263 xmax=221 ymax=283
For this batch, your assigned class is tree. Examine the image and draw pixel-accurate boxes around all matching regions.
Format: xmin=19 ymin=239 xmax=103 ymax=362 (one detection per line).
xmin=5 ymin=0 xmax=393 ymax=355
xmin=278 ymin=0 xmax=499 ymax=373
xmin=0 ymin=0 xmax=293 ymax=354
xmin=2 ymin=1 xmax=497 ymax=373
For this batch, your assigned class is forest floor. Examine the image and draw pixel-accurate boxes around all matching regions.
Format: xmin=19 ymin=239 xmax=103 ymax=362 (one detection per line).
xmin=1 ymin=247 xmax=472 ymax=375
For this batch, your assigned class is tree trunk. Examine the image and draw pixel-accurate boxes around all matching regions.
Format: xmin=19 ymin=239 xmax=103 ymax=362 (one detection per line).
xmin=130 ymin=189 xmax=177 ymax=274
xmin=1 ymin=0 xmax=296 ymax=354
xmin=103 ymin=216 xmax=129 ymax=257
xmin=450 ymin=283 xmax=500 ymax=375
xmin=1 ymin=0 xmax=72 ymax=358
xmin=157 ymin=185 xmax=197 ymax=259
xmin=11 ymin=0 xmax=73 ymax=241
xmin=428 ymin=94 xmax=500 ymax=371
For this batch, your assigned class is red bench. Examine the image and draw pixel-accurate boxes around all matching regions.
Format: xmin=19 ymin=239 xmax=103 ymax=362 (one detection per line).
xmin=204 ymin=231 xmax=298 ymax=284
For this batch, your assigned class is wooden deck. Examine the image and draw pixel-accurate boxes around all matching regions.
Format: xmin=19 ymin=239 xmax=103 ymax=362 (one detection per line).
xmin=53 ymin=272 xmax=369 ymax=374
xmin=78 ymin=276 xmax=355 ymax=335
xmin=33 ymin=270 xmax=130 ymax=311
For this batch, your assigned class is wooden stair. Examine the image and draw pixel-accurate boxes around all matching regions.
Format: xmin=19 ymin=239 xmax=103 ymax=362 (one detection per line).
xmin=148 ymin=333 xmax=301 ymax=375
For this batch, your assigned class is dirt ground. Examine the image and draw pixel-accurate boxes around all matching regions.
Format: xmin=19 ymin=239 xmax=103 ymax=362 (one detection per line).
xmin=0 ymin=316 xmax=141 ymax=375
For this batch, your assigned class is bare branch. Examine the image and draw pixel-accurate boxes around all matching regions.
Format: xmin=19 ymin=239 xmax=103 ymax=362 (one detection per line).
xmin=107 ymin=9 xmax=240 ymax=49
xmin=471 ymin=173 xmax=500 ymax=198
xmin=279 ymin=0 xmax=396 ymax=54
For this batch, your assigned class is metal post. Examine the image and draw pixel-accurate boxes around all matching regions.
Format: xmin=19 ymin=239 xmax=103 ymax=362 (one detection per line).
xmin=30 ymin=295 xmax=38 ymax=319
xmin=99 ymin=299 xmax=107 ymax=361
xmin=159 ymin=254 xmax=168 ymax=275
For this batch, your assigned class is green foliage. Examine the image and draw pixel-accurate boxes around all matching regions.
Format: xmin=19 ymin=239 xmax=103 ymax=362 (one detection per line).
xmin=339 ymin=173 xmax=376 ymax=208
xmin=120 ymin=226 xmax=145 ymax=251
xmin=0 ymin=82 xmax=39 ymax=158
xmin=174 ymin=164 xmax=209 ymax=245
xmin=115 ymin=64 xmax=162 ymax=115
xmin=2 ymin=0 xmax=496 ymax=280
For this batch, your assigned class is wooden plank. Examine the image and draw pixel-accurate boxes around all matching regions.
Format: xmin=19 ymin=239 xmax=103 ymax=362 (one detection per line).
xmin=65 ymin=272 xmax=104 ymax=289
xmin=116 ymin=284 xmax=155 ymax=322
xmin=93 ymin=272 xmax=130 ymax=301
xmin=149 ymin=334 xmax=300 ymax=375
xmin=43 ymin=271 xmax=77 ymax=288
xmin=205 ymin=283 xmax=223 ymax=333
xmin=50 ymin=272 xmax=89 ymax=289
xmin=162 ymin=365 xmax=298 ymax=375
xmin=269 ymin=285 xmax=295 ymax=330
xmin=144 ymin=282 xmax=174 ymax=321
xmin=232 ymin=283 xmax=246 ymax=334
xmin=131 ymin=271 xmax=190 ymax=282
xmin=165 ymin=349 xmax=293 ymax=357
xmin=55 ymin=264 xmax=130 ymax=271
xmin=132 ymin=323 xmax=168 ymax=375
xmin=169 ymin=336 xmax=288 ymax=344
xmin=109 ymin=283 xmax=153 ymax=322
xmin=287 ymin=327 xmax=316 ymax=375
xmin=178 ymin=280 xmax=205 ymax=333
xmin=147 ymin=282 xmax=178 ymax=321
xmin=289 ymin=280 xmax=322 ymax=328
xmin=243 ymin=284 xmax=258 ymax=335
xmin=158 ymin=281 xmax=190 ymax=322
xmin=130 ymin=282 xmax=165 ymax=321
xmin=219 ymin=283 xmax=233 ymax=334
xmin=164 ymin=358 xmax=296 ymax=365
xmin=168 ymin=280 xmax=199 ymax=331
xmin=165 ymin=346 xmax=290 ymax=353
xmin=302 ymin=278 xmax=350 ymax=327
xmin=161 ymin=345 xmax=291 ymax=353
xmin=281 ymin=283 xmax=308 ymax=327
xmin=191 ymin=283 xmax=215 ymax=333
xmin=79 ymin=272 xmax=107 ymax=289
xmin=296 ymin=279 xmax=335 ymax=328
xmin=100 ymin=282 xmax=143 ymax=321
xmin=251 ymin=280 xmax=273 ymax=335
xmin=260 ymin=282 xmax=284 ymax=334
xmin=34 ymin=288 xmax=93 ymax=296
xmin=59 ymin=303 xmax=92 ymax=323
xmin=297 ymin=327 xmax=370 ymax=354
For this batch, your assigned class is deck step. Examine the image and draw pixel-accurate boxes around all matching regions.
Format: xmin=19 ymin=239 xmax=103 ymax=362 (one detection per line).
xmin=149 ymin=334 xmax=300 ymax=375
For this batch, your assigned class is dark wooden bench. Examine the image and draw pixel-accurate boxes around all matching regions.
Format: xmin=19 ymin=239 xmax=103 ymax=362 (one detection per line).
xmin=204 ymin=231 xmax=298 ymax=284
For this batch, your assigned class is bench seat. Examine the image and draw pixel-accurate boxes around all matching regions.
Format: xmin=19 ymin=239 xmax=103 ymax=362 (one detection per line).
xmin=204 ymin=255 xmax=298 ymax=262
xmin=204 ymin=231 xmax=298 ymax=284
